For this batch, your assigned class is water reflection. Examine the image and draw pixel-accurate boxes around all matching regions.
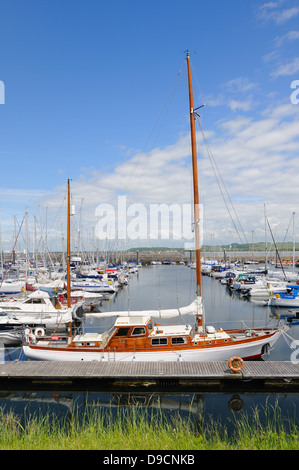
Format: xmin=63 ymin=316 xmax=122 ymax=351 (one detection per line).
xmin=270 ymin=306 xmax=299 ymax=325
xmin=0 ymin=388 xmax=298 ymax=437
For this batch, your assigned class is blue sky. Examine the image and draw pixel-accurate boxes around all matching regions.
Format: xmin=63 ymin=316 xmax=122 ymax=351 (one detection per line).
xmin=1 ymin=0 xmax=299 ymax=251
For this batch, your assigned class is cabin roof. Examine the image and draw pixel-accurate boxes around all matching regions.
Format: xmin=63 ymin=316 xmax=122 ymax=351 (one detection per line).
xmin=153 ymin=324 xmax=193 ymax=336
xmin=73 ymin=332 xmax=103 ymax=342
xmin=114 ymin=316 xmax=151 ymax=327
xmin=27 ymin=290 xmax=50 ymax=299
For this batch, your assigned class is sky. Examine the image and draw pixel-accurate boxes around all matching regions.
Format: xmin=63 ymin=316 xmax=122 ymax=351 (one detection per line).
xmin=0 ymin=0 xmax=299 ymax=253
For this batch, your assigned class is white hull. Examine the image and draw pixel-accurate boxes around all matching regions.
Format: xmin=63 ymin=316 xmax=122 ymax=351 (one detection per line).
xmin=269 ymin=297 xmax=299 ymax=308
xmin=11 ymin=311 xmax=73 ymax=326
xmin=267 ymin=270 xmax=299 ymax=282
xmin=249 ymin=283 xmax=288 ymax=298
xmin=0 ymin=330 xmax=24 ymax=346
xmin=0 ymin=305 xmax=74 ymax=325
xmin=247 ymin=289 xmax=269 ymax=298
xmin=0 ymin=281 xmax=25 ymax=294
xmin=63 ymin=291 xmax=103 ymax=307
xmin=80 ymin=292 xmax=103 ymax=306
xmin=22 ymin=328 xmax=283 ymax=362
xmin=72 ymin=283 xmax=116 ymax=293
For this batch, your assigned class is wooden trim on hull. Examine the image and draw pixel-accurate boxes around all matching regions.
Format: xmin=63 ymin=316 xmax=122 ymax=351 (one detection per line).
xmin=22 ymin=328 xmax=282 ymax=362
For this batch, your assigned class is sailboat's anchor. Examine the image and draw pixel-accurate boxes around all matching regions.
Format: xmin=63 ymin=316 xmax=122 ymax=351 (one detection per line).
xmin=228 ymin=356 xmax=244 ymax=373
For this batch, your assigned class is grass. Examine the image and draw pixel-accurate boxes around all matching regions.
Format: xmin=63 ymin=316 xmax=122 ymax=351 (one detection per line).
xmin=0 ymin=402 xmax=299 ymax=450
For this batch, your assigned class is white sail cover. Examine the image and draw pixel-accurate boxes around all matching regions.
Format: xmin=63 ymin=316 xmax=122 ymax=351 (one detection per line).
xmin=85 ymin=296 xmax=203 ymax=319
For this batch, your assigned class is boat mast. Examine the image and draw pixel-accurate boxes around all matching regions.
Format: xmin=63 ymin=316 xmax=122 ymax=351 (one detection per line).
xmin=186 ymin=51 xmax=202 ymax=297
xmin=67 ymin=179 xmax=71 ymax=310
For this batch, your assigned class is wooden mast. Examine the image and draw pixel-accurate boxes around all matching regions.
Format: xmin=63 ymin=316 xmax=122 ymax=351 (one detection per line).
xmin=186 ymin=51 xmax=202 ymax=298
xmin=67 ymin=179 xmax=71 ymax=328
xmin=67 ymin=179 xmax=71 ymax=308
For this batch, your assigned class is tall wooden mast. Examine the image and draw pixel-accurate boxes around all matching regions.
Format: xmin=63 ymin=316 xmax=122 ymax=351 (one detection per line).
xmin=186 ymin=51 xmax=202 ymax=297
xmin=67 ymin=179 xmax=71 ymax=309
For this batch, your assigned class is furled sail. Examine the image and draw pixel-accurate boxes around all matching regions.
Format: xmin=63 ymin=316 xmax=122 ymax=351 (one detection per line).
xmin=85 ymin=296 xmax=203 ymax=319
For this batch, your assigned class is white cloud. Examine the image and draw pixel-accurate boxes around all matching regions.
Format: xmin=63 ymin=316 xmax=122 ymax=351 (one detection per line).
xmin=272 ymin=57 xmax=299 ymax=77
xmin=224 ymin=77 xmax=257 ymax=93
xmin=0 ymin=188 xmax=49 ymax=200
xmin=207 ymin=77 xmax=258 ymax=112
xmin=229 ymin=99 xmax=253 ymax=112
xmin=275 ymin=30 xmax=299 ymax=47
xmin=257 ymin=2 xmax=299 ymax=24
xmin=277 ymin=7 xmax=299 ymax=23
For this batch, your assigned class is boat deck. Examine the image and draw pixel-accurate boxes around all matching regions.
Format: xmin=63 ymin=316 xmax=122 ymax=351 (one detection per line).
xmin=0 ymin=360 xmax=298 ymax=392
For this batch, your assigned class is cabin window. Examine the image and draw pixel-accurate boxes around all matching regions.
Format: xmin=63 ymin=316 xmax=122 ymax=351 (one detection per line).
xmin=148 ymin=322 xmax=153 ymax=331
xmin=114 ymin=327 xmax=130 ymax=337
xmin=151 ymin=338 xmax=167 ymax=345
xmin=25 ymin=298 xmax=46 ymax=304
xmin=132 ymin=327 xmax=146 ymax=336
xmin=171 ymin=337 xmax=187 ymax=345
xmin=86 ymin=342 xmax=95 ymax=346
xmin=75 ymin=342 xmax=84 ymax=347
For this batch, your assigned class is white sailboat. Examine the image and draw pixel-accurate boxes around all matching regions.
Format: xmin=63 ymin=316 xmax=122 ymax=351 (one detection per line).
xmin=0 ymin=280 xmax=26 ymax=295
xmin=22 ymin=52 xmax=286 ymax=362
xmin=0 ymin=289 xmax=83 ymax=326
xmin=248 ymin=279 xmax=289 ymax=299
xmin=71 ymin=277 xmax=117 ymax=293
xmin=0 ymin=312 xmax=25 ymax=346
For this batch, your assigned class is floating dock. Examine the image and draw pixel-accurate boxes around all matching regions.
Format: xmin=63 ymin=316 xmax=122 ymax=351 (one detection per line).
xmin=0 ymin=361 xmax=299 ymax=392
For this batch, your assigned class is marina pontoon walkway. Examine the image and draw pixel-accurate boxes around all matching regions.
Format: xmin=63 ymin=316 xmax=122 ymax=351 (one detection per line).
xmin=0 ymin=360 xmax=298 ymax=392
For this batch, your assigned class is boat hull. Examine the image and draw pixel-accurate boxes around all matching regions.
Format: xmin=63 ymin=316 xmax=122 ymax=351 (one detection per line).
xmin=22 ymin=329 xmax=283 ymax=362
xmin=0 ymin=330 xmax=24 ymax=346
xmin=269 ymin=297 xmax=299 ymax=308
xmin=0 ymin=282 xmax=25 ymax=294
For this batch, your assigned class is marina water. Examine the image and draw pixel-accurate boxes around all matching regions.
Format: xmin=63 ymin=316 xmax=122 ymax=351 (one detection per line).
xmin=1 ymin=264 xmax=299 ymax=435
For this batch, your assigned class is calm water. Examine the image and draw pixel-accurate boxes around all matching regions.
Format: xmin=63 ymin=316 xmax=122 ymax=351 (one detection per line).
xmin=86 ymin=264 xmax=299 ymax=362
xmin=1 ymin=265 xmax=299 ymax=434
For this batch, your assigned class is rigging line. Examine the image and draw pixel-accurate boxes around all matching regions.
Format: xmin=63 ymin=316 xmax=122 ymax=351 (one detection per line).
xmin=45 ymin=193 xmax=67 ymax=234
xmin=281 ymin=212 xmax=293 ymax=250
xmin=200 ymin=124 xmax=247 ymax=244
xmin=118 ymin=60 xmax=185 ymax=207
xmin=197 ymin=122 xmax=247 ymax=244
xmin=205 ymin=141 xmax=243 ymax=243
xmin=0 ymin=215 xmax=25 ymax=286
xmin=30 ymin=217 xmax=56 ymax=270
xmin=282 ymin=329 xmax=298 ymax=349
xmin=266 ymin=217 xmax=287 ymax=280
xmin=197 ymin=121 xmax=249 ymax=245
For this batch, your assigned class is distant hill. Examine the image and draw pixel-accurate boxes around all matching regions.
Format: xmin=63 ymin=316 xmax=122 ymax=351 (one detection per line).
xmin=128 ymin=242 xmax=298 ymax=252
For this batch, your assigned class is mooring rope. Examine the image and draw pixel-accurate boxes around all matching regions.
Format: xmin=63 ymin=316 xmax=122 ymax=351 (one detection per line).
xmin=282 ymin=329 xmax=298 ymax=350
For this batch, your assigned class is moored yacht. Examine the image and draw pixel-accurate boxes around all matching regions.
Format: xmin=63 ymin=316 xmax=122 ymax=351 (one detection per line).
xmin=0 ymin=289 xmax=83 ymax=325
xmin=22 ymin=309 xmax=285 ymax=362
